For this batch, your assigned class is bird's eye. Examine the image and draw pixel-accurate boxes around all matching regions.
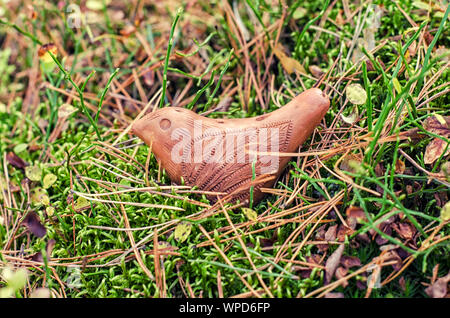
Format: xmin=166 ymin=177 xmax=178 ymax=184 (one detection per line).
xmin=159 ymin=118 xmax=171 ymax=130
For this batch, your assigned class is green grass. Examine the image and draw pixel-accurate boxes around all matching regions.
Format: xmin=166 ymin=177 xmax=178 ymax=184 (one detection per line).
xmin=0 ymin=0 xmax=449 ymax=298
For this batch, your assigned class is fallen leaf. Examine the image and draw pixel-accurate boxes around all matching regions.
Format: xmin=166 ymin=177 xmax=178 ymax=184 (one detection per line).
xmin=6 ymin=152 xmax=28 ymax=169
xmin=346 ymin=206 xmax=367 ymax=223
xmin=25 ymin=165 xmax=42 ymax=182
xmin=74 ymin=196 xmax=91 ymax=211
xmin=339 ymin=153 xmax=364 ymax=174
xmin=395 ymin=159 xmax=405 ymax=174
xmin=337 ymin=225 xmax=355 ymax=241
xmin=58 ymin=104 xmax=78 ymax=118
xmin=38 ymin=43 xmax=57 ymax=63
xmin=325 ymin=244 xmax=345 ymax=284
xmin=392 ymin=77 xmax=402 ymax=94
xmin=174 ymin=222 xmax=192 ymax=243
xmin=423 ymin=115 xmax=450 ymax=135
xmin=335 ymin=9 xmax=345 ymax=25
xmin=346 ymin=83 xmax=367 ymax=105
xmin=273 ymin=43 xmax=305 ymax=74
xmin=309 ymin=65 xmax=324 ymax=78
xmin=13 ymin=143 xmax=28 ymax=154
xmin=38 ymin=43 xmax=58 ymax=73
xmin=340 ymin=255 xmax=361 ymax=268
xmin=425 ymin=271 xmax=450 ymax=298
xmin=340 ymin=106 xmax=359 ymax=124
xmin=441 ymin=202 xmax=450 ymax=222
xmin=423 ymin=115 xmax=450 ymax=164
xmin=23 ymin=211 xmax=46 ymax=238
xmin=242 ymin=208 xmax=258 ymax=221
xmin=120 ymin=24 xmax=136 ymax=37
xmin=43 ymin=173 xmax=57 ymax=189
xmin=46 ymin=206 xmax=55 ymax=217
xmin=335 ymin=267 xmax=349 ymax=287
xmin=86 ymin=0 xmax=107 ymax=10
xmin=424 ymin=138 xmax=450 ymax=165
xmin=324 ymin=224 xmax=338 ymax=241
xmin=392 ymin=222 xmax=416 ymax=240
xmin=31 ymin=187 xmax=49 ymax=206
xmin=292 ymin=7 xmax=307 ymax=19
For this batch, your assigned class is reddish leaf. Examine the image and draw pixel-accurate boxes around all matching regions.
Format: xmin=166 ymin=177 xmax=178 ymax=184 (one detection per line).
xmin=337 ymin=225 xmax=355 ymax=242
xmin=259 ymin=238 xmax=274 ymax=248
xmin=335 ymin=266 xmax=349 ymax=287
xmin=346 ymin=206 xmax=367 ymax=228
xmin=340 ymin=255 xmax=362 ymax=268
xmin=425 ymin=138 xmax=450 ymax=165
xmin=324 ymin=224 xmax=338 ymax=242
xmin=392 ymin=222 xmax=416 ymax=240
xmin=425 ymin=271 xmax=450 ymax=298
xmin=423 ymin=115 xmax=450 ymax=165
xmin=6 ymin=152 xmax=28 ymax=169
xmin=325 ymin=244 xmax=345 ymax=284
xmin=395 ymin=159 xmax=405 ymax=174
xmin=296 ymin=268 xmax=313 ymax=279
xmin=23 ymin=211 xmax=46 ymax=238
xmin=309 ymin=65 xmax=325 ymax=78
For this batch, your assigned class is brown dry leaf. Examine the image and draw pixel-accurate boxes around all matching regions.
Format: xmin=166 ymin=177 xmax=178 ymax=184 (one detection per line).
xmin=335 ymin=266 xmax=349 ymax=287
xmin=339 ymin=153 xmax=364 ymax=174
xmin=392 ymin=222 xmax=416 ymax=240
xmin=425 ymin=271 xmax=450 ymax=298
xmin=395 ymin=159 xmax=406 ymax=174
xmin=6 ymin=152 xmax=28 ymax=169
xmin=23 ymin=211 xmax=46 ymax=238
xmin=423 ymin=115 xmax=450 ymax=165
xmin=309 ymin=65 xmax=324 ymax=78
xmin=324 ymin=224 xmax=338 ymax=241
xmin=337 ymin=225 xmax=355 ymax=242
xmin=273 ymin=43 xmax=305 ymax=74
xmin=425 ymin=138 xmax=450 ymax=165
xmin=340 ymin=255 xmax=362 ymax=268
xmin=346 ymin=206 xmax=367 ymax=224
xmin=335 ymin=9 xmax=345 ymax=25
xmin=325 ymin=244 xmax=345 ymax=284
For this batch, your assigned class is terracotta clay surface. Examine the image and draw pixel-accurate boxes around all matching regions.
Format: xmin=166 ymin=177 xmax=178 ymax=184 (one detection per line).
xmin=132 ymin=88 xmax=330 ymax=204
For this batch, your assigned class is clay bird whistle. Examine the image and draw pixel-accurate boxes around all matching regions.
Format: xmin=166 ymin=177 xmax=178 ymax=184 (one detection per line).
xmin=132 ymin=88 xmax=329 ymax=205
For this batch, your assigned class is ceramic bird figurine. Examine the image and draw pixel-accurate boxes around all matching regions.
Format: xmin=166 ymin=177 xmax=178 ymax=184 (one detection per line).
xmin=132 ymin=88 xmax=329 ymax=205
